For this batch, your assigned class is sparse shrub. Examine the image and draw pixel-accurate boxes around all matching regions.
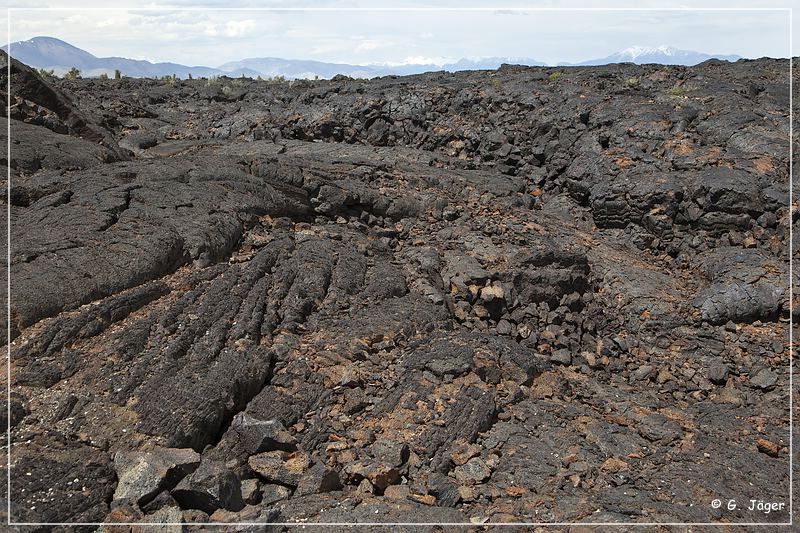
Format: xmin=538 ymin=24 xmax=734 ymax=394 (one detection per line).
xmin=99 ymin=72 xmax=109 ymax=80
xmin=257 ymin=75 xmax=263 ymax=81
xmin=188 ymin=72 xmax=193 ymax=80
xmin=492 ymin=78 xmax=503 ymax=92
xmin=625 ymin=77 xmax=639 ymax=87
xmin=549 ymin=71 xmax=561 ymax=82
xmin=37 ymin=68 xmax=55 ymax=78
xmin=114 ymin=69 xmax=121 ymax=80
xmin=669 ymin=85 xmax=695 ymax=96
xmin=64 ymin=67 xmax=81 ymax=79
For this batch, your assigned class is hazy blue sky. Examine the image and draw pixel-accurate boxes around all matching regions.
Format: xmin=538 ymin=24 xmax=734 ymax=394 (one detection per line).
xmin=3 ymin=1 xmax=794 ymax=66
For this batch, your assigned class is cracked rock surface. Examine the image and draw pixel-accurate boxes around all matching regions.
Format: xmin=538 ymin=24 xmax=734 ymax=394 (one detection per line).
xmin=1 ymin=51 xmax=794 ymax=530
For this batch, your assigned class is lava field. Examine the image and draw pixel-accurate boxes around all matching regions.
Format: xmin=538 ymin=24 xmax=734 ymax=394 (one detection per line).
xmin=0 ymin=51 xmax=795 ymax=530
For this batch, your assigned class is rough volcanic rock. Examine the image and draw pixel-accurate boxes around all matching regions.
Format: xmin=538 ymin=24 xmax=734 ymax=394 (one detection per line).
xmin=248 ymin=451 xmax=311 ymax=488
xmin=171 ymin=459 xmax=245 ymax=514
xmin=9 ymin=431 xmax=116 ymax=526
xmin=210 ymin=412 xmax=296 ymax=470
xmin=692 ymin=248 xmax=786 ymax=324
xmin=113 ymin=447 xmax=200 ymax=506
xmin=4 ymin=56 xmax=792 ymax=526
xmin=1 ymin=50 xmax=128 ymax=165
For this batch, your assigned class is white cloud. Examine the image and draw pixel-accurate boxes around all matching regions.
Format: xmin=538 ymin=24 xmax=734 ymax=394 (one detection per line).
xmin=224 ymin=19 xmax=256 ymax=37
xmin=2 ymin=2 xmax=795 ymax=66
xmin=96 ymin=18 xmax=125 ymax=28
xmin=355 ymin=39 xmax=387 ymax=51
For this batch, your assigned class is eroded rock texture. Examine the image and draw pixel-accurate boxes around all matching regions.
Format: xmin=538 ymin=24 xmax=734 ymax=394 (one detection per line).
xmin=1 ymin=51 xmax=794 ymax=529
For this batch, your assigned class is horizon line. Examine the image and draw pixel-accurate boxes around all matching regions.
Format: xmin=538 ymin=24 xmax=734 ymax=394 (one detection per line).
xmin=3 ymin=36 xmax=773 ymax=72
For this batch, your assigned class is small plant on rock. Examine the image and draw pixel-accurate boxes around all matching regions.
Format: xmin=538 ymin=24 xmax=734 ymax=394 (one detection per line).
xmin=669 ymin=84 xmax=696 ymax=96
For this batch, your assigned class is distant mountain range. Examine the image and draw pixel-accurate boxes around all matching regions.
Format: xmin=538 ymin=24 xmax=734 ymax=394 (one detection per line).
xmin=1 ymin=37 xmax=544 ymax=79
xmin=2 ymin=36 xmax=234 ymax=78
xmin=3 ymin=36 xmax=741 ymax=80
xmin=216 ymin=56 xmax=546 ymax=80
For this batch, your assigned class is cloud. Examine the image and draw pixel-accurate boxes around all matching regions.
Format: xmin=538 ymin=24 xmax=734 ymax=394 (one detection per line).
xmin=96 ymin=17 xmax=126 ymax=28
xmin=224 ymin=19 xmax=257 ymax=37
xmin=3 ymin=3 xmax=794 ymax=66
xmin=128 ymin=9 xmax=185 ymax=19
xmin=6 ymin=0 xmax=48 ymax=6
xmin=309 ymin=42 xmax=346 ymax=55
xmin=355 ymin=39 xmax=387 ymax=51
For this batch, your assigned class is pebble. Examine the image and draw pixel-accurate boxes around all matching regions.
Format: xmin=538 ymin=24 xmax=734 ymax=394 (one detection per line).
xmin=706 ymin=362 xmax=729 ymax=384
xmin=632 ymin=365 xmax=654 ymax=381
xmin=756 ymin=438 xmax=780 ymax=457
xmin=550 ymin=349 xmax=572 ymax=365
xmin=749 ymin=368 xmax=778 ymax=389
xmin=496 ymin=319 xmax=512 ymax=335
xmin=454 ymin=457 xmax=491 ymax=485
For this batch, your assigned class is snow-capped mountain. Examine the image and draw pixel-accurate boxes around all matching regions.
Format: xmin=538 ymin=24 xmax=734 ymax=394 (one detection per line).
xmin=572 ymin=45 xmax=741 ymax=66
